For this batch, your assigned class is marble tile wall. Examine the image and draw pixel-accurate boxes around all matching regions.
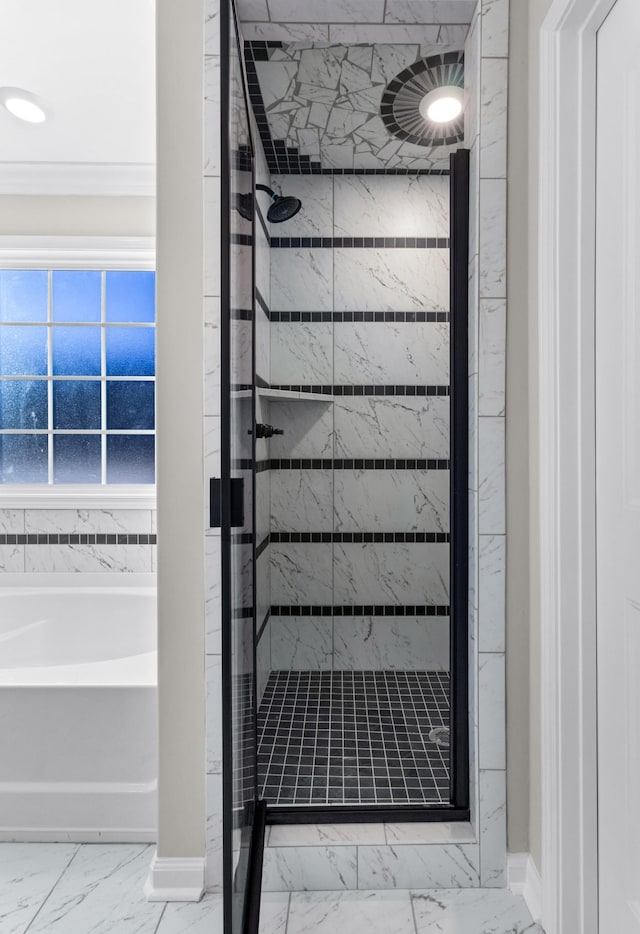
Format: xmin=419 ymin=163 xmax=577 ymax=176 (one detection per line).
xmin=255 ymin=118 xmax=274 ymax=708
xmin=0 ymin=509 xmax=156 ymax=573
xmin=467 ymin=0 xmax=508 ymax=889
xmin=266 ymin=172 xmax=451 ymax=672
xmin=255 ymin=0 xmax=509 ymax=894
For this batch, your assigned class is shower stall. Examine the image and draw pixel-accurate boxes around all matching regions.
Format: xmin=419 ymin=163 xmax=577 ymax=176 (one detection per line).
xmin=215 ymin=1 xmax=476 ymax=929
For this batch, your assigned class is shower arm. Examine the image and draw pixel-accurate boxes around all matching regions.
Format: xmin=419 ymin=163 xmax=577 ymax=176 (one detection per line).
xmin=256 ymin=184 xmax=277 ymax=200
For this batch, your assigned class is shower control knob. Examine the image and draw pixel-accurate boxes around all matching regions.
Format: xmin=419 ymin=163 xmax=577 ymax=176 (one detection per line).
xmin=255 ymin=423 xmax=284 ymax=439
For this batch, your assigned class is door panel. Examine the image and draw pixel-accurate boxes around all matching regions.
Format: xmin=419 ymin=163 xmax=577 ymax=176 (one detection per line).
xmin=596 ymin=1 xmax=640 ymax=929
xmin=222 ymin=2 xmax=257 ymax=931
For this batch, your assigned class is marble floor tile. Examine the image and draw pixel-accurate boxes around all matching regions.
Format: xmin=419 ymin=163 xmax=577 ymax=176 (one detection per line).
xmin=157 ymin=895 xmax=223 ymax=933
xmin=27 ymin=844 xmax=163 ymax=934
xmin=259 ymin=892 xmax=290 ymax=934
xmin=286 ymin=890 xmax=415 ymax=934
xmin=411 ymin=888 xmax=539 ymax=933
xmin=0 ymin=843 xmax=78 ymax=934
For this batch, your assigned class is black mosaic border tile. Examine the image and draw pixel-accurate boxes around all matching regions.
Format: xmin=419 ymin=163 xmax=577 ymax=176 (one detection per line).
xmin=270 ymin=237 xmax=450 ymax=249
xmin=0 ymin=533 xmax=157 ymax=546
xmin=256 ymin=608 xmax=271 ymax=643
xmin=270 ymin=605 xmax=450 ymax=617
xmin=256 ymin=535 xmax=270 ymax=559
xmin=270 ymin=311 xmax=450 ymax=322
xmin=271 ymin=384 xmax=450 ymax=397
xmin=265 ymin=458 xmax=450 ymax=471
xmin=231 ymin=532 xmax=254 ymax=545
xmin=231 ymin=233 xmax=253 ymax=246
xmin=258 ymin=670 xmax=450 ymax=807
xmin=381 ymin=52 xmax=464 ymax=148
xmin=230 ymin=307 xmax=253 ymax=321
xmin=244 ymin=41 xmax=451 ymax=177
xmin=255 ymin=289 xmax=270 ymax=319
xmin=270 ymin=532 xmax=450 ymax=544
xmin=255 ymin=201 xmax=270 ymax=241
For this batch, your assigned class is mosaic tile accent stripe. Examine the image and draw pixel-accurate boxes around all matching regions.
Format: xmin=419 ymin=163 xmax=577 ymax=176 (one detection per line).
xmin=0 ymin=533 xmax=157 ymax=545
xmin=265 ymin=458 xmax=450 ymax=470
xmin=231 ymin=233 xmax=253 ymax=246
xmin=270 ymin=384 xmax=450 ymax=396
xmin=270 ymin=237 xmax=450 ymax=249
xmin=270 ymin=532 xmax=450 ymax=544
xmin=271 ymin=605 xmax=450 ymax=617
xmin=256 ymin=290 xmax=270 ymax=317
xmin=269 ymin=311 xmax=450 ymax=322
xmin=257 ymin=608 xmax=271 ymax=642
xmin=231 ymin=307 xmax=254 ymax=320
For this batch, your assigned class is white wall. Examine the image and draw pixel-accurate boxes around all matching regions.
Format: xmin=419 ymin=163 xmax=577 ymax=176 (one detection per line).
xmin=525 ymin=0 xmax=554 ymax=876
xmin=0 ymin=196 xmax=154 ymax=236
xmin=156 ymin=0 xmax=206 ymax=860
xmin=506 ymin=0 xmax=529 ymax=857
xmin=505 ymin=0 xmax=554 ymax=873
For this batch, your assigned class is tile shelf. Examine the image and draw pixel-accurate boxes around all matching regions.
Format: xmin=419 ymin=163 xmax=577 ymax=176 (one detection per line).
xmin=258 ymin=388 xmax=334 ymax=403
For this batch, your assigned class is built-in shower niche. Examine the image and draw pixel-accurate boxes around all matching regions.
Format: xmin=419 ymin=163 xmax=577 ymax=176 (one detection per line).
xmin=251 ymin=167 xmax=453 ymax=811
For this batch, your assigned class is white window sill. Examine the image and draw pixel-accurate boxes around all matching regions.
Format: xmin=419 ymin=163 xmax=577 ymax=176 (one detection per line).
xmin=0 ymin=486 xmax=157 ymax=510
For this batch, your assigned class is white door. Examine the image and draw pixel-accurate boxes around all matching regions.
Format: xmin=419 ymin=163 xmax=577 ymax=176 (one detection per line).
xmin=596 ymin=0 xmax=640 ymax=930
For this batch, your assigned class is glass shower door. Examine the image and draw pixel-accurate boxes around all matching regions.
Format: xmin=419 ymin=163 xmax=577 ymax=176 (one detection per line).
xmin=221 ymin=2 xmax=259 ymax=930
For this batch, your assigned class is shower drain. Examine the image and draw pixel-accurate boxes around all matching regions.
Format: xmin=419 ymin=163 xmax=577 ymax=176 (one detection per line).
xmin=429 ymin=726 xmax=450 ymax=748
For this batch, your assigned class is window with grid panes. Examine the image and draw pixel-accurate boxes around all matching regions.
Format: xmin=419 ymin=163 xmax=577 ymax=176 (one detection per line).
xmin=0 ymin=269 xmax=155 ymax=484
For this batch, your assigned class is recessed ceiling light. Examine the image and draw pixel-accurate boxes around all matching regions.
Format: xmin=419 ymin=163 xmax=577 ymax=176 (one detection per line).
xmin=0 ymin=87 xmax=47 ymax=124
xmin=419 ymin=86 xmax=464 ymax=124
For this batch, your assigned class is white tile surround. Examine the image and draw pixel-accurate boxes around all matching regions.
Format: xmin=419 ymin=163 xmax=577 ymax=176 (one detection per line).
xmin=266 ymin=173 xmax=451 ymax=673
xmin=204 ymin=0 xmax=509 ymax=900
xmin=0 ymin=508 xmax=156 ymax=573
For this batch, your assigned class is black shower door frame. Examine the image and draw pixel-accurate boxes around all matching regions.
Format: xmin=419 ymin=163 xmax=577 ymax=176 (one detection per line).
xmin=220 ymin=0 xmax=266 ymax=931
xmin=220 ymin=0 xmax=470 ymax=835
xmin=265 ymin=151 xmax=471 ymax=825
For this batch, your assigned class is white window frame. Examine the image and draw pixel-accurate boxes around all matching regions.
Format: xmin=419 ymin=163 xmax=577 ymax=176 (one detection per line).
xmin=0 ymin=236 xmax=156 ymax=509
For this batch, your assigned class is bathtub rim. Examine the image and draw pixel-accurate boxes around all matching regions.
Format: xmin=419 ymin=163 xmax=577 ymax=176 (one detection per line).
xmin=0 ymin=571 xmax=157 ymax=686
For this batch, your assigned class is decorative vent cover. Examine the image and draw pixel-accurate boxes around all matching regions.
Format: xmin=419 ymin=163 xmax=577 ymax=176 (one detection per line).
xmin=381 ymin=51 xmax=465 ymax=147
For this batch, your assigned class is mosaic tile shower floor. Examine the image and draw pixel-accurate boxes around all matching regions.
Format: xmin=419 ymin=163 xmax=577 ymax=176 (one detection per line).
xmin=258 ymin=670 xmax=450 ymax=807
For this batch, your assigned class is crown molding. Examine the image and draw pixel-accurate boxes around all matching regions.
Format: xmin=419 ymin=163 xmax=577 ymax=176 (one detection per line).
xmin=0 ymin=162 xmax=156 ymax=196
xmin=0 ymin=235 xmax=155 ymax=269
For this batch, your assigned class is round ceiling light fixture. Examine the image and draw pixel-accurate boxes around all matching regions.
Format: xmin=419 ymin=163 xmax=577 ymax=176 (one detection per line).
xmin=419 ymin=85 xmax=464 ymax=124
xmin=380 ymin=52 xmax=465 ymax=147
xmin=0 ymin=87 xmax=47 ymax=124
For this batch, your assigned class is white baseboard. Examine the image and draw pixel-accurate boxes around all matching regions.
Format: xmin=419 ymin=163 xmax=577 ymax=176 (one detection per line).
xmin=0 ymin=828 xmax=155 ymax=843
xmin=144 ymin=851 xmax=205 ymax=902
xmin=508 ymin=852 xmax=542 ymax=923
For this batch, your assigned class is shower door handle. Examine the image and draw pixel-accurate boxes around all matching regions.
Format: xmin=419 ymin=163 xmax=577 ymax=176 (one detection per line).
xmin=229 ymin=477 xmax=245 ymax=527
xmin=209 ymin=477 xmax=245 ymax=528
